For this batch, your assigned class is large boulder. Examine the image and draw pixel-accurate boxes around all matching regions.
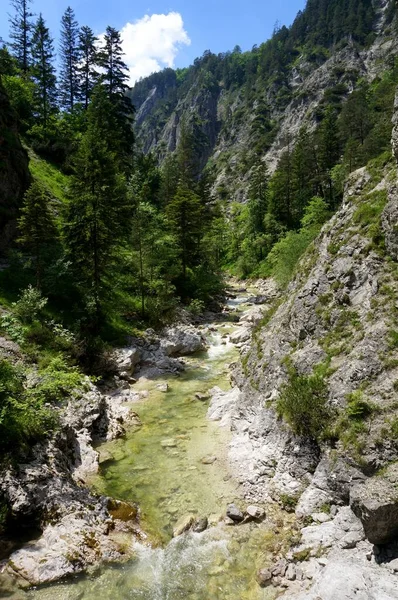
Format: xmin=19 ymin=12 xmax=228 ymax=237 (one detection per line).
xmin=350 ymin=478 xmax=398 ymax=545
xmin=161 ymin=326 xmax=206 ymax=356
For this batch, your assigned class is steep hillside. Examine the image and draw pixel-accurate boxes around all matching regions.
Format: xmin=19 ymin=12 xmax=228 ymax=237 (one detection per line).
xmin=131 ymin=0 xmax=398 ymax=203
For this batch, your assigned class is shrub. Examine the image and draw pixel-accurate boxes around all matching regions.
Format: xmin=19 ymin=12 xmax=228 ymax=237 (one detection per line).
xmin=12 ymin=285 xmax=47 ymax=324
xmin=0 ymin=359 xmax=56 ymax=453
xmin=277 ymin=368 xmax=332 ymax=441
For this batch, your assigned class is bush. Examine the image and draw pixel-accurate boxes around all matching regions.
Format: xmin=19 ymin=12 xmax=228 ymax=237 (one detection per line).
xmin=277 ymin=368 xmax=332 ymax=441
xmin=0 ymin=359 xmax=56 ymax=453
xmin=13 ymin=286 xmax=47 ymax=325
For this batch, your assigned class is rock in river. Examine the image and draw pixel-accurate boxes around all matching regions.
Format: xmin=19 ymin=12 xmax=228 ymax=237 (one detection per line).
xmin=173 ymin=514 xmax=195 ymax=537
xmin=226 ymin=503 xmax=244 ymax=522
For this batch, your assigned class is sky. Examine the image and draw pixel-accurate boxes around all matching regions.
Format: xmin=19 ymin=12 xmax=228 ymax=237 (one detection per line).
xmin=0 ymin=0 xmax=307 ymax=84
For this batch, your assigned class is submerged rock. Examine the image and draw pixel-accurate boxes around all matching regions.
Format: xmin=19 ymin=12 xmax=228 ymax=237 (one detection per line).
xmin=160 ymin=438 xmax=178 ymax=448
xmin=201 ymin=456 xmax=217 ymax=464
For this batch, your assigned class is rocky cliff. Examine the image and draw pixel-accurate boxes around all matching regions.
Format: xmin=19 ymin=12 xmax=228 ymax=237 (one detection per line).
xmin=0 ymin=76 xmax=31 ymax=253
xmin=131 ymin=0 xmax=398 ymax=202
xmin=211 ymin=89 xmax=398 ymax=597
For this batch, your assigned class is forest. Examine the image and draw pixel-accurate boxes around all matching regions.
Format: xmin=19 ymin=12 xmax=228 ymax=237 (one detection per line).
xmin=0 ymin=0 xmax=397 ymax=453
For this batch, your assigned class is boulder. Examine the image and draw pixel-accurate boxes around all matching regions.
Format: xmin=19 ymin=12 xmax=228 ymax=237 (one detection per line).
xmin=192 ymin=517 xmax=208 ymax=533
xmin=256 ymin=568 xmax=272 ymax=587
xmin=226 ymin=503 xmax=244 ymax=522
xmin=350 ymin=478 xmax=398 ymax=545
xmin=245 ymin=505 xmax=265 ymax=520
xmin=161 ymin=326 xmax=206 ymax=357
xmin=114 ymin=348 xmax=141 ymax=378
xmin=156 ymin=383 xmax=169 ymax=393
xmin=173 ymin=514 xmax=195 ymax=537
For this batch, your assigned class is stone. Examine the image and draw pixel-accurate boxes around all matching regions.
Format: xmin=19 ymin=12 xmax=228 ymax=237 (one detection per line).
xmin=285 ymin=563 xmax=296 ymax=581
xmin=226 ymin=503 xmax=244 ymax=522
xmin=201 ymin=456 xmax=217 ymax=465
xmin=192 ymin=517 xmax=208 ymax=533
xmin=245 ymin=505 xmax=265 ymax=520
xmin=156 ymin=383 xmax=169 ymax=393
xmin=195 ymin=392 xmax=210 ymax=401
xmin=161 ymin=326 xmax=206 ymax=357
xmin=160 ymin=438 xmax=178 ymax=448
xmin=350 ymin=479 xmax=398 ymax=545
xmin=256 ymin=568 xmax=272 ymax=587
xmin=173 ymin=514 xmax=195 ymax=537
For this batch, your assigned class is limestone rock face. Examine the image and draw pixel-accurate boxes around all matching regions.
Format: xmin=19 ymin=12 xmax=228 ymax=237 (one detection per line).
xmin=0 ymin=78 xmax=31 ymax=253
xmin=350 ymin=478 xmax=398 ymax=545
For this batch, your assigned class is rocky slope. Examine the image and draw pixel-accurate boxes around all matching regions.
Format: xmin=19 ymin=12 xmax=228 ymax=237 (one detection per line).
xmin=209 ymin=91 xmax=398 ymax=597
xmin=131 ymin=0 xmax=397 ymax=202
xmin=0 ymin=77 xmax=31 ymax=254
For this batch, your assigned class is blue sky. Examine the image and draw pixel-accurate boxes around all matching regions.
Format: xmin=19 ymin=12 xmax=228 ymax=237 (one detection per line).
xmin=0 ymin=0 xmax=306 ymax=82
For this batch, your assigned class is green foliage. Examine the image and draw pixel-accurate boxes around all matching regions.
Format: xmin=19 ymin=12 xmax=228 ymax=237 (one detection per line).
xmin=0 ymin=359 xmax=56 ymax=453
xmin=12 ymin=285 xmax=47 ymax=324
xmin=345 ymin=390 xmax=375 ymax=420
xmin=17 ymin=180 xmax=58 ymax=287
xmin=277 ymin=367 xmax=332 ymax=441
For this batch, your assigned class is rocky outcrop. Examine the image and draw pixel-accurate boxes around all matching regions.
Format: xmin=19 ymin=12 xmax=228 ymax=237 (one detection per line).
xmin=0 ymin=381 xmax=143 ymax=586
xmin=0 ymin=76 xmax=31 ymax=253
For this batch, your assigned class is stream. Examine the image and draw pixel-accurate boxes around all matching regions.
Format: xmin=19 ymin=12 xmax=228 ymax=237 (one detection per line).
xmin=26 ymin=291 xmax=284 ymax=600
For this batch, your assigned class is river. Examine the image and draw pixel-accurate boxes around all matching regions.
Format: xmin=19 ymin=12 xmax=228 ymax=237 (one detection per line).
xmin=26 ymin=291 xmax=286 ymax=600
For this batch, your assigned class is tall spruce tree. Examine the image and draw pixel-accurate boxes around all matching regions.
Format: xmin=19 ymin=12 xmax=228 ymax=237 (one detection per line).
xmin=31 ymin=14 xmax=57 ymax=126
xmin=59 ymin=6 xmax=80 ymax=112
xmin=98 ymin=27 xmax=134 ymax=170
xmin=18 ymin=181 xmax=57 ymax=288
xmin=78 ymin=25 xmax=98 ymax=109
xmin=99 ymin=26 xmax=129 ymax=99
xmin=8 ymin=0 xmax=34 ymax=73
xmin=63 ymin=88 xmax=129 ymax=331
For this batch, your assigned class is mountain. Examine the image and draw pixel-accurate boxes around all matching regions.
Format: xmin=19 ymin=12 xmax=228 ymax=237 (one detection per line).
xmin=130 ymin=0 xmax=397 ymax=203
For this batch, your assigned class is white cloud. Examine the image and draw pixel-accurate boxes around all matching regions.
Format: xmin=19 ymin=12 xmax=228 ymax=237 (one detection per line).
xmin=120 ymin=12 xmax=191 ymax=85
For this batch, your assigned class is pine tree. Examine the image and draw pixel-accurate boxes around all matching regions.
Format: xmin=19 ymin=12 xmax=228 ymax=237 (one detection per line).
xmin=63 ymin=89 xmax=129 ymax=330
xmin=78 ymin=25 xmax=98 ymax=109
xmin=59 ymin=6 xmax=80 ymax=112
xmin=166 ymin=184 xmax=203 ymax=279
xmin=17 ymin=181 xmax=57 ymax=288
xmin=98 ymin=27 xmax=134 ymax=171
xmin=8 ymin=0 xmax=34 ymax=73
xmin=31 ymin=14 xmax=57 ymax=126
xmin=99 ymin=26 xmax=129 ymax=99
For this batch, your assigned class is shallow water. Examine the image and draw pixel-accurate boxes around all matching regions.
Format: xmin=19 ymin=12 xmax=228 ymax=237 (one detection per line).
xmin=26 ymin=296 xmax=283 ymax=600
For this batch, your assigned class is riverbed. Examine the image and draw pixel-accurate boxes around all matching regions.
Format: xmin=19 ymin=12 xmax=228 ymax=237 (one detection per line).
xmin=25 ymin=292 xmax=287 ymax=600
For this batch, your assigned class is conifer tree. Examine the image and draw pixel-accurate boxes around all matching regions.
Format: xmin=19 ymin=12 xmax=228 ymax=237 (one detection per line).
xmin=59 ymin=6 xmax=80 ymax=112
xmin=31 ymin=14 xmax=57 ymax=126
xmin=64 ymin=88 xmax=129 ymax=330
xmin=99 ymin=26 xmax=129 ymax=99
xmin=166 ymin=184 xmax=203 ymax=279
xmin=18 ymin=181 xmax=57 ymax=288
xmin=98 ymin=27 xmax=134 ymax=170
xmin=78 ymin=25 xmax=98 ymax=109
xmin=8 ymin=0 xmax=34 ymax=73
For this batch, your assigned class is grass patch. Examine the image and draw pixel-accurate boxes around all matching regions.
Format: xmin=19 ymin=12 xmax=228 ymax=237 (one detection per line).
xmin=28 ymin=151 xmax=70 ymax=203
